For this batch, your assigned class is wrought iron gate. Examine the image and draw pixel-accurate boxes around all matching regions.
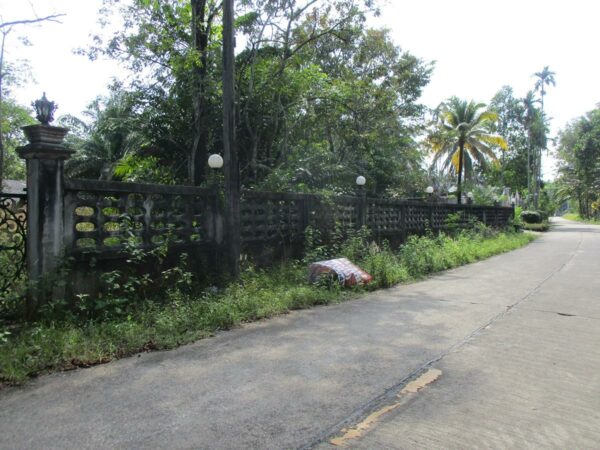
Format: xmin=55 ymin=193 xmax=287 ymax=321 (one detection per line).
xmin=0 ymin=193 xmax=27 ymax=296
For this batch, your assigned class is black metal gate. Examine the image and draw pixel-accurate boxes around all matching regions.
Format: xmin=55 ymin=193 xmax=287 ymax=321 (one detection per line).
xmin=0 ymin=193 xmax=27 ymax=296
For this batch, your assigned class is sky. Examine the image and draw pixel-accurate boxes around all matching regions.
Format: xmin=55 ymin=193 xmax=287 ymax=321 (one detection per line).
xmin=3 ymin=0 xmax=600 ymax=179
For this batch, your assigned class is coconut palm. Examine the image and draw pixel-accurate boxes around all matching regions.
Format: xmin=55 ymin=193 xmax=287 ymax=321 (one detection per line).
xmin=428 ymin=97 xmax=507 ymax=204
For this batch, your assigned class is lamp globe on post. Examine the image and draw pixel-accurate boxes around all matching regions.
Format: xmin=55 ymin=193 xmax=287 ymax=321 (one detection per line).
xmin=356 ymin=176 xmax=366 ymax=227
xmin=425 ymin=186 xmax=434 ymax=201
xmin=208 ymin=154 xmax=223 ymax=169
xmin=448 ymin=186 xmax=457 ymax=203
xmin=467 ymin=191 xmax=474 ymax=205
xmin=207 ymin=154 xmax=224 ymax=190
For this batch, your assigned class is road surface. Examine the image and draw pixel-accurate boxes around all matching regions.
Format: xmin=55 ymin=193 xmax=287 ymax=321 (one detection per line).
xmin=1 ymin=217 xmax=598 ymax=449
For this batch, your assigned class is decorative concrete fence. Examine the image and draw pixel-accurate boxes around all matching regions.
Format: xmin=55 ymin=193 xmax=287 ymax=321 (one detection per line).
xmin=13 ymin=124 xmax=514 ymax=303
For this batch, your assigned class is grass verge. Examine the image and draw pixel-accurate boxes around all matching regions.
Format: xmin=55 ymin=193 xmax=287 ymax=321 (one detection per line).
xmin=562 ymin=213 xmax=600 ymax=225
xmin=521 ymin=222 xmax=551 ymax=232
xmin=0 ymin=229 xmax=536 ymax=386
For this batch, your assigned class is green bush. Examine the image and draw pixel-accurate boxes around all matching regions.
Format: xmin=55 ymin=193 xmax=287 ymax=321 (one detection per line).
xmin=520 ymin=210 xmax=542 ymax=224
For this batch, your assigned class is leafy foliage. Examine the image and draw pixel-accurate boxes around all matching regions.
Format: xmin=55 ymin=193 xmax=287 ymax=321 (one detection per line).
xmin=427 ymin=97 xmax=506 ymax=202
xmin=1 ymin=97 xmax=33 ymax=180
xmin=74 ymin=0 xmax=431 ymax=194
xmin=555 ymin=106 xmax=600 ymax=218
xmin=520 ymin=210 xmax=542 ymax=224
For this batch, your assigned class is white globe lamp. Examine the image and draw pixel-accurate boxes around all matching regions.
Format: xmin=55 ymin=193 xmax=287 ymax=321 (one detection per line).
xmin=208 ymin=154 xmax=224 ymax=169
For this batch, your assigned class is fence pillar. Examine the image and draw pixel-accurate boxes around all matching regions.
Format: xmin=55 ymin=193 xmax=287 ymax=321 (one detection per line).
xmin=18 ymin=124 xmax=72 ymax=308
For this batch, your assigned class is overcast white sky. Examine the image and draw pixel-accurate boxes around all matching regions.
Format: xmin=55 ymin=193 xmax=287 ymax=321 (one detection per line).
xmin=3 ymin=0 xmax=600 ymax=179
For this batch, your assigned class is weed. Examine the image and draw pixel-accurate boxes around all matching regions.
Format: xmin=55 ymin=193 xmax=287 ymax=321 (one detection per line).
xmin=0 ymin=228 xmax=536 ymax=385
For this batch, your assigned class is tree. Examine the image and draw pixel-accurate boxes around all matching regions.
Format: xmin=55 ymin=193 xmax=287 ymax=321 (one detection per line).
xmin=237 ymin=20 xmax=431 ymax=195
xmin=88 ymin=0 xmax=222 ymax=185
xmin=531 ymin=66 xmax=555 ymax=207
xmin=0 ymin=97 xmax=34 ymax=181
xmin=0 ymin=13 xmax=64 ymax=186
xmin=487 ymin=86 xmax=529 ymax=191
xmin=533 ymin=65 xmax=556 ymax=114
xmin=521 ymin=90 xmax=547 ymax=206
xmin=86 ymin=0 xmax=432 ymax=195
xmin=62 ymin=90 xmax=147 ymax=180
xmin=427 ymin=97 xmax=506 ymax=204
xmin=556 ymin=106 xmax=600 ymax=218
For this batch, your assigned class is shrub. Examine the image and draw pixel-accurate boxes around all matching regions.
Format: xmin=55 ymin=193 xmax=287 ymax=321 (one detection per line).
xmin=520 ymin=210 xmax=542 ymax=224
xmin=537 ymin=210 xmax=549 ymax=221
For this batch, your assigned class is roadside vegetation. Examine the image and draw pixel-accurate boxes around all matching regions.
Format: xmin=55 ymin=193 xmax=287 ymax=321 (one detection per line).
xmin=517 ymin=207 xmax=551 ymax=231
xmin=0 ymin=224 xmax=534 ymax=386
xmin=562 ymin=213 xmax=600 ymax=225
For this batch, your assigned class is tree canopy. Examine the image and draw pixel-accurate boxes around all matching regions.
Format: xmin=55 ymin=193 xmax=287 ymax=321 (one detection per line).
xmin=75 ymin=0 xmax=432 ymax=195
xmin=427 ymin=97 xmax=506 ymax=203
xmin=555 ymin=106 xmax=600 ymax=218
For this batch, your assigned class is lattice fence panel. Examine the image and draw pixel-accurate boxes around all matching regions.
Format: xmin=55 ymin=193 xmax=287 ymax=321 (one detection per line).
xmin=367 ymin=200 xmax=403 ymax=234
xmin=240 ymin=193 xmax=303 ymax=243
xmin=328 ymin=197 xmax=358 ymax=229
xmin=65 ymin=181 xmax=213 ymax=253
xmin=405 ymin=204 xmax=430 ymax=231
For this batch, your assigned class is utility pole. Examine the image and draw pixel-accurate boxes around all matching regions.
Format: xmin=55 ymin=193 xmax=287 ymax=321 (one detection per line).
xmin=222 ymin=0 xmax=240 ymax=278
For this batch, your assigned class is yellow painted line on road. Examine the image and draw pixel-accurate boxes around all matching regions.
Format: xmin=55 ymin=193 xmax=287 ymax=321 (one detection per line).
xmin=329 ymin=369 xmax=442 ymax=447
xmin=400 ymin=368 xmax=443 ymax=394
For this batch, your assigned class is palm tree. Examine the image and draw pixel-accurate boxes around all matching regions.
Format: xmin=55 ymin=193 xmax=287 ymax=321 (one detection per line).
xmin=533 ymin=66 xmax=556 ymax=113
xmin=532 ymin=66 xmax=555 ymax=207
xmin=62 ymin=92 xmax=144 ymax=180
xmin=522 ymin=90 xmax=540 ymax=206
xmin=428 ymin=97 xmax=507 ymax=204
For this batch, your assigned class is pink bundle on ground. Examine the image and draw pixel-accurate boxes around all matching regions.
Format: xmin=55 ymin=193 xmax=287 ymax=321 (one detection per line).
xmin=308 ymin=257 xmax=373 ymax=286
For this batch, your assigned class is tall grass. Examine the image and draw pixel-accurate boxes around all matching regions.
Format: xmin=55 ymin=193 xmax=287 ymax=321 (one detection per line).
xmin=563 ymin=213 xmax=600 ymax=225
xmin=0 ymin=227 xmax=535 ymax=385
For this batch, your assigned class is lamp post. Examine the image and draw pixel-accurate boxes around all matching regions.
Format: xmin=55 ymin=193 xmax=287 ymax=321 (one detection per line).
xmin=207 ymin=153 xmax=223 ymax=188
xmin=207 ymin=154 xmax=224 ymax=273
xmin=356 ymin=176 xmax=366 ymax=228
xmin=425 ymin=186 xmax=434 ymax=201
xmin=467 ymin=191 xmax=474 ymax=205
xmin=448 ymin=186 xmax=457 ymax=204
xmin=425 ymin=186 xmax=435 ymax=228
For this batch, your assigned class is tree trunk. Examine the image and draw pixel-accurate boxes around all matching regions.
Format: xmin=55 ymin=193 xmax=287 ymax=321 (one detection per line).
xmin=223 ymin=0 xmax=240 ymax=279
xmin=190 ymin=0 xmax=210 ymax=185
xmin=457 ymin=141 xmax=464 ymax=204
xmin=526 ymin=142 xmax=531 ymax=207
xmin=0 ymin=31 xmax=6 ymax=190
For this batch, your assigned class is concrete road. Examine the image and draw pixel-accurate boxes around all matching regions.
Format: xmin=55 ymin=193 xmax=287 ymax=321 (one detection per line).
xmin=1 ymin=218 xmax=599 ymax=449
